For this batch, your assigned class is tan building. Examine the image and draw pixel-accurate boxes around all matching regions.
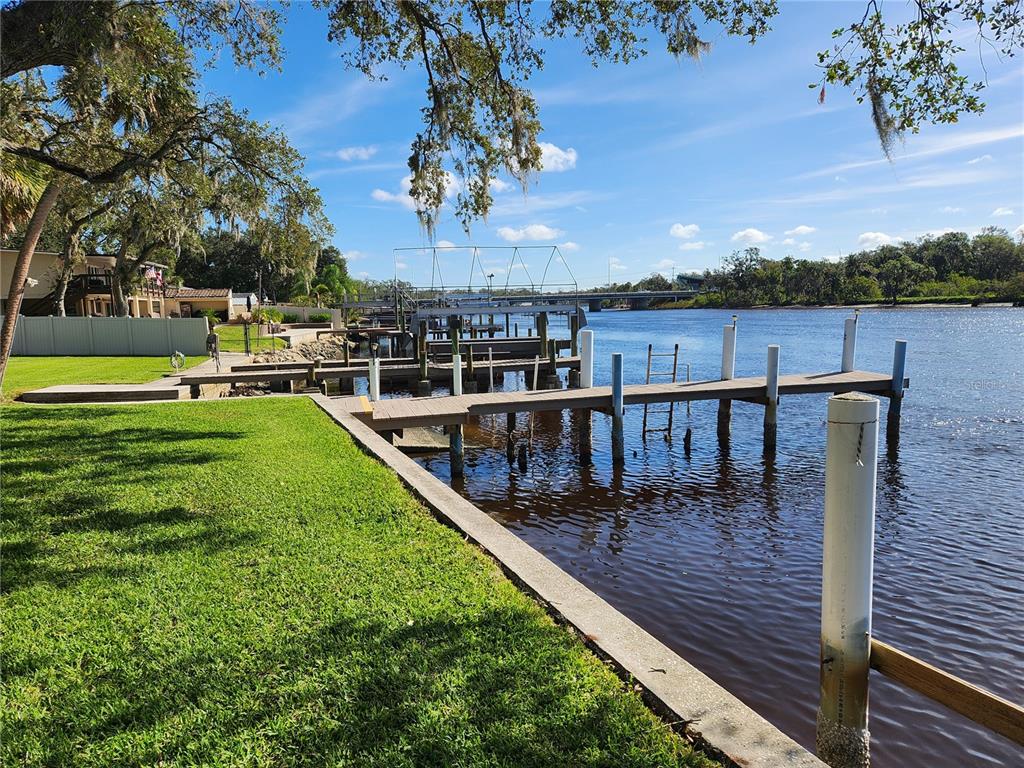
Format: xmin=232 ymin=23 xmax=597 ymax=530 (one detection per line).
xmin=1 ymin=249 xmax=236 ymax=320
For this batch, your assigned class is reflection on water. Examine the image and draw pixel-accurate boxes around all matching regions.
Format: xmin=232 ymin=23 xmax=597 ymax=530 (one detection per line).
xmin=415 ymin=307 xmax=1024 ymax=767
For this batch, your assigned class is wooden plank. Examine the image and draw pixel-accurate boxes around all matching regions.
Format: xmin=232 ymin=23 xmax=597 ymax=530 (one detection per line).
xmin=870 ymin=638 xmax=1024 ymax=745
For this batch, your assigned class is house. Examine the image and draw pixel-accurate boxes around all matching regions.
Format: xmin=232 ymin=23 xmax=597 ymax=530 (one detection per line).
xmin=1 ymin=249 xmax=237 ymax=320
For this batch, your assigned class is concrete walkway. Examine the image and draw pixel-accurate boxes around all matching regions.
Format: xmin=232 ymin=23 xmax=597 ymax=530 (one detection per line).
xmin=18 ymin=352 xmax=251 ymax=404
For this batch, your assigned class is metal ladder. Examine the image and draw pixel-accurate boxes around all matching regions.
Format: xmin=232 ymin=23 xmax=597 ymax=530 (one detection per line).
xmin=642 ymin=343 xmax=679 ymax=441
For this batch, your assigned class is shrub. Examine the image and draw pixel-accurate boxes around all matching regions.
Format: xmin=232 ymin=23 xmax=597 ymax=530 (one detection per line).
xmin=309 ymin=312 xmax=332 ymax=323
xmin=691 ymin=292 xmax=725 ymax=309
xmin=252 ymin=307 xmax=283 ymax=324
xmin=281 ymin=312 xmax=300 ymax=323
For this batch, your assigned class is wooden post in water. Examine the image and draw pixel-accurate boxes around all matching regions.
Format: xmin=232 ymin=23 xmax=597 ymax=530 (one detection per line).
xmin=717 ymin=317 xmax=737 ymax=441
xmin=505 ymin=313 xmax=510 ymax=337
xmin=544 ymin=339 xmax=561 ymax=389
xmin=764 ymin=344 xmax=780 ymax=452
xmin=887 ymin=340 xmax=907 ymax=446
xmin=464 ymin=345 xmax=478 ymax=393
xmin=514 ymin=322 xmax=519 ymax=337
xmin=817 ymin=393 xmax=878 ymax=768
xmin=578 ymin=409 xmax=593 ymax=463
xmin=611 ymin=352 xmax=625 ymax=464
xmin=450 ymin=424 xmax=465 ymax=478
xmin=841 ymin=313 xmax=859 ymax=373
xmin=538 ymin=311 xmax=548 ymax=357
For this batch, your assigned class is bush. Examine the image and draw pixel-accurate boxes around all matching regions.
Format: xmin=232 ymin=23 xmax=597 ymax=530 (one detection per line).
xmin=309 ymin=312 xmax=332 ymax=323
xmin=281 ymin=312 xmax=300 ymax=323
xmin=252 ymin=307 xmax=283 ymax=324
xmin=691 ymin=292 xmax=725 ymax=308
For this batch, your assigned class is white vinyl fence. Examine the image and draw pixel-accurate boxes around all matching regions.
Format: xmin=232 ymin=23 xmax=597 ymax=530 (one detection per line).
xmin=11 ymin=316 xmax=209 ymax=356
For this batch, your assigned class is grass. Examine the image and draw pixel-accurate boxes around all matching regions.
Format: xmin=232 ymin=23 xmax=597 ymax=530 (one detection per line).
xmin=1 ymin=356 xmax=205 ymax=402
xmin=1 ymin=398 xmax=716 ymax=768
xmin=214 ymin=322 xmax=283 ymax=353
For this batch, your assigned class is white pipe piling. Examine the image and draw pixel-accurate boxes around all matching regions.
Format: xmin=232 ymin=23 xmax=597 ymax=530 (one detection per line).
xmin=452 ymin=353 xmax=463 ymax=397
xmin=764 ymin=344 xmax=780 ymax=451
xmin=368 ymin=357 xmax=381 ymax=402
xmin=580 ymin=329 xmax=594 ymax=388
xmin=718 ymin=318 xmax=737 ymax=440
xmin=841 ymin=315 xmax=858 ymax=373
xmin=817 ymin=392 xmax=879 ymax=768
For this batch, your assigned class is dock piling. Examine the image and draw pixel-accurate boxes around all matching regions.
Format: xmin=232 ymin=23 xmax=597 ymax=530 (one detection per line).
xmin=887 ymin=340 xmax=908 ymax=446
xmin=684 ymin=426 xmax=692 ymax=456
xmin=764 ymin=344 xmax=780 ymax=452
xmin=841 ymin=314 xmax=859 ymax=373
xmin=578 ymin=409 xmax=593 ymax=464
xmin=464 ymin=346 xmax=478 ymax=393
xmin=580 ymin=329 xmax=594 ymax=388
xmin=452 ymin=353 xmax=463 ymax=397
xmin=449 ymin=424 xmax=465 ymax=478
xmin=612 ymin=352 xmax=625 ymax=464
xmin=817 ymin=392 xmax=878 ymax=768
xmin=517 ymin=443 xmax=528 ymax=471
xmin=717 ymin=317 xmax=737 ymax=441
xmin=368 ymin=358 xmax=381 ymax=402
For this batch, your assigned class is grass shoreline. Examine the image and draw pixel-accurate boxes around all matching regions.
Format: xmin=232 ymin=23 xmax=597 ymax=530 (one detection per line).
xmin=2 ymin=398 xmax=716 ymax=767
xmin=1 ymin=356 xmax=205 ymax=402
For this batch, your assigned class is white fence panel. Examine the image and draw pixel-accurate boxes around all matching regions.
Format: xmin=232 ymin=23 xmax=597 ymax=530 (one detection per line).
xmin=11 ymin=316 xmax=208 ymax=356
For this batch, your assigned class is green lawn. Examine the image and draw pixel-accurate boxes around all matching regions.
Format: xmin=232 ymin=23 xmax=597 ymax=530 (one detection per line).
xmin=214 ymin=322 xmax=282 ymax=353
xmin=2 ymin=356 xmax=206 ymax=402
xmin=1 ymin=398 xmax=715 ymax=768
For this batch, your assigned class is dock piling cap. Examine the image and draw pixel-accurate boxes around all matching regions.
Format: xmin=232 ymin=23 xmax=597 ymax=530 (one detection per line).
xmin=832 ymin=392 xmax=875 ymax=402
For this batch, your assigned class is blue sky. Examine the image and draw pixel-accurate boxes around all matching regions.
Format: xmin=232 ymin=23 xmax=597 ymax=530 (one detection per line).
xmin=202 ymin=2 xmax=1024 ymax=288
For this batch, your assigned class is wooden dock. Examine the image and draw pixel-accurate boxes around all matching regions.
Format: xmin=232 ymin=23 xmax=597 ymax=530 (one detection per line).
xmin=346 ymin=370 xmax=909 ymax=431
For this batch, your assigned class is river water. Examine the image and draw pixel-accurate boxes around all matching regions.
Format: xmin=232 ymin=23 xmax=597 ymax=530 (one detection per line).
xmin=413 ymin=307 xmax=1023 ymax=767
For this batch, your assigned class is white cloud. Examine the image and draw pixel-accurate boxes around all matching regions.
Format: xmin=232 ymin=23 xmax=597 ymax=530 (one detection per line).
xmin=335 ymin=145 xmax=378 ymax=161
xmin=370 ymin=173 xmax=460 ymax=211
xmin=609 ymin=256 xmax=628 ymax=272
xmin=782 ymin=238 xmax=796 ymax=245
xmin=343 ymin=249 xmax=366 ymax=261
xmin=1014 ymin=224 xmax=1024 ymax=240
xmin=796 ymin=124 xmax=1024 ymax=179
xmin=992 ymin=206 xmax=1015 ymax=217
xmin=784 ymin=224 xmax=816 ymax=236
xmin=395 ymin=261 xmax=408 ymax=271
xmin=669 ymin=223 xmax=700 ymax=239
xmin=496 ymin=223 xmax=564 ymax=242
xmin=678 ymin=241 xmax=705 ymax=251
xmin=435 ymin=240 xmax=457 ymax=248
xmin=798 ymin=242 xmax=812 ymax=252
xmin=559 ymin=241 xmax=580 ymax=252
xmin=539 ymin=142 xmax=578 ymax=172
xmin=940 ymin=206 xmax=964 ymax=213
xmin=967 ymin=154 xmax=993 ymax=165
xmin=782 ymin=238 xmax=812 ymax=251
xmin=731 ymin=228 xmax=772 ymax=244
xmin=653 ymin=258 xmax=676 ymax=269
xmin=858 ymin=231 xmax=896 ymax=248
xmin=489 ymin=178 xmax=512 ymax=193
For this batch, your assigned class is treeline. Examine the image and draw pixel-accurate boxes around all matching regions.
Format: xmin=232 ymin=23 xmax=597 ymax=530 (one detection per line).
xmin=696 ymin=228 xmax=1024 ymax=308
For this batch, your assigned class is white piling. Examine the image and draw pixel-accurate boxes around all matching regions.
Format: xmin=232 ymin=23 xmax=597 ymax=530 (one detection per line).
xmin=764 ymin=344 xmax=780 ymax=451
xmin=488 ymin=346 xmax=494 ymax=391
xmin=368 ymin=357 xmax=381 ymax=402
xmin=721 ymin=321 xmax=737 ymax=380
xmin=580 ymin=328 xmax=595 ymax=388
xmin=841 ymin=316 xmax=858 ymax=373
xmin=718 ymin=318 xmax=737 ymax=439
xmin=452 ymin=353 xmax=463 ymax=397
xmin=611 ymin=352 xmax=624 ymax=463
xmin=817 ymin=392 xmax=879 ymax=768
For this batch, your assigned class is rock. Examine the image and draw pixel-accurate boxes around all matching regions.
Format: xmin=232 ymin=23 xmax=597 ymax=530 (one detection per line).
xmin=252 ymin=335 xmax=354 ymax=364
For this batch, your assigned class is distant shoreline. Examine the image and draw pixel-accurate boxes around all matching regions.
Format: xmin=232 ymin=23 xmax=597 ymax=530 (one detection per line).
xmin=649 ymin=301 xmax=1018 ymax=311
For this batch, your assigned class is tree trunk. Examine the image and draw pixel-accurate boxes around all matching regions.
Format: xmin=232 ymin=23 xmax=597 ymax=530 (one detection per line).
xmin=53 ymin=254 xmax=76 ymax=316
xmin=111 ymin=270 xmax=129 ymax=316
xmin=0 ymin=178 xmax=63 ymax=387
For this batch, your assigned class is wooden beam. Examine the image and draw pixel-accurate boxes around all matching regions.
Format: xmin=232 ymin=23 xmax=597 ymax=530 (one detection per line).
xmin=870 ymin=638 xmax=1024 ymax=746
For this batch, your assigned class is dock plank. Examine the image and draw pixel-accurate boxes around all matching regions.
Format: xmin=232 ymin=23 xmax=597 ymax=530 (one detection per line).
xmin=357 ymin=370 xmax=908 ymax=431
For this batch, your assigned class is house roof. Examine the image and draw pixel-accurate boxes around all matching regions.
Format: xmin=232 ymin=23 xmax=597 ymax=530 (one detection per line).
xmin=165 ymin=286 xmax=231 ymax=299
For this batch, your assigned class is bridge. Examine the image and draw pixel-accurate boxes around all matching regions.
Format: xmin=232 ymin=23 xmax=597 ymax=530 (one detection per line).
xmin=343 ymin=287 xmax=700 ymax=313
